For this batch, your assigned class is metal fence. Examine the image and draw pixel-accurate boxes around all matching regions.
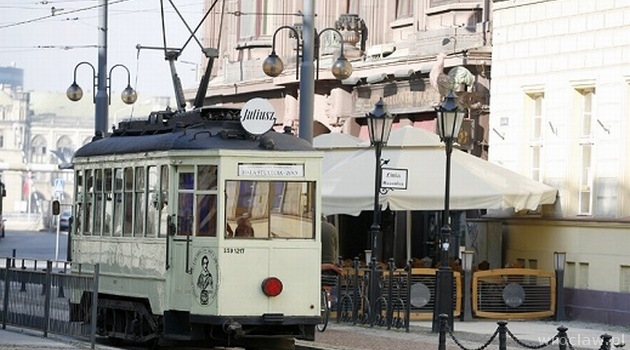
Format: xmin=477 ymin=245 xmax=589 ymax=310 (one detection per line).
xmin=330 ymin=258 xmax=462 ymax=331
xmin=328 ymin=259 xmax=558 ymax=332
xmin=0 ymin=257 xmax=99 ymax=349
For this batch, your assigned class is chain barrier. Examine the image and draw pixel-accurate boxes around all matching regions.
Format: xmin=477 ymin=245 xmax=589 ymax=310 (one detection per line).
xmin=439 ymin=315 xmax=624 ymax=350
xmin=506 ymin=326 xmax=558 ymax=349
xmin=446 ymin=322 xmax=499 ymax=350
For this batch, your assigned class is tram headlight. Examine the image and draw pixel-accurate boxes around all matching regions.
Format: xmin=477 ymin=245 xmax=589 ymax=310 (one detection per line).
xmin=261 ymin=277 xmax=283 ymax=297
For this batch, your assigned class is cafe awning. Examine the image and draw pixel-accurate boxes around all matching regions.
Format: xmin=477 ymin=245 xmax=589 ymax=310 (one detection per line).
xmin=314 ymin=126 xmax=558 ymax=216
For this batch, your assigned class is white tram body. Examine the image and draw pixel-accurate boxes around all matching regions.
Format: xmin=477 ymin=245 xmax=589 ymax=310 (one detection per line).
xmin=68 ymin=107 xmax=322 ymax=348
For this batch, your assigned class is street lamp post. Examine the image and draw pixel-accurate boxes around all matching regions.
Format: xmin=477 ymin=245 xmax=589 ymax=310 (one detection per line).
xmin=433 ymin=91 xmax=465 ymax=332
xmin=554 ymin=251 xmax=567 ymax=321
xmin=262 ymin=17 xmax=354 ymax=143
xmin=365 ymin=98 xmax=394 ymax=326
xmin=67 ymin=62 xmax=137 ymax=137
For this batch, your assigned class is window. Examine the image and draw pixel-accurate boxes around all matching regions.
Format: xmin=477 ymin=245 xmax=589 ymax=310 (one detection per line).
xmin=396 ymin=0 xmax=413 ymax=19
xmin=134 ymin=167 xmax=146 ymax=236
xmin=123 ymin=167 xmax=134 ymax=237
xmin=113 ymin=168 xmax=124 ymax=237
xmin=147 ymin=166 xmax=159 ymax=238
xmin=84 ymin=169 xmax=92 ymax=235
xmin=158 ymin=166 xmax=169 ymax=237
xmin=74 ymin=170 xmax=84 ymax=235
xmin=527 ymin=93 xmax=544 ymax=182
xmin=30 ymin=135 xmax=47 ymax=163
xmin=225 ymin=180 xmax=316 ymax=239
xmin=55 ymin=136 xmax=74 ymax=165
xmin=177 ymin=169 xmax=195 ymax=236
xmin=578 ymin=262 xmax=589 ymax=289
xmin=565 ymin=261 xmax=575 ymax=288
xmin=197 ymin=165 xmax=218 ymax=237
xmin=346 ymin=0 xmax=360 ymax=14
xmin=76 ymin=165 xmax=170 ymax=239
xmin=103 ymin=168 xmax=113 ymax=236
xmin=576 ymin=88 xmax=595 ymax=215
xmin=93 ymin=169 xmax=104 ymax=236
xmin=239 ymin=0 xmax=273 ymax=40
xmin=621 ymin=265 xmax=630 ymax=293
xmin=174 ymin=165 xmax=219 ymax=237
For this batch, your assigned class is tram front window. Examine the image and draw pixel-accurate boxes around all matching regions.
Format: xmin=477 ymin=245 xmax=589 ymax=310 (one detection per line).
xmin=225 ymin=180 xmax=315 ymax=239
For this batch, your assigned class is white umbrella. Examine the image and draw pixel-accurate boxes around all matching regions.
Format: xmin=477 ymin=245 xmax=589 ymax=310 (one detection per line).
xmin=316 ymin=126 xmax=557 ymax=216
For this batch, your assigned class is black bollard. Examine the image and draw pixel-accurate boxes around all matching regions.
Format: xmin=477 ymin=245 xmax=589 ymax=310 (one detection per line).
xmin=600 ymin=334 xmax=612 ymax=350
xmin=557 ymin=326 xmax=569 ymax=350
xmin=497 ymin=321 xmax=508 ymax=350
xmin=438 ymin=314 xmax=448 ymax=350
xmin=11 ymin=249 xmax=16 ymax=268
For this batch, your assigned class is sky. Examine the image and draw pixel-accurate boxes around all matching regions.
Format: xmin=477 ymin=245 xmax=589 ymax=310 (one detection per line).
xmin=0 ymin=0 xmax=207 ymax=97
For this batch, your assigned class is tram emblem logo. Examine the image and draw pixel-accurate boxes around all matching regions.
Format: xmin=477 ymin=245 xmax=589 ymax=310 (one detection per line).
xmin=192 ymin=248 xmax=219 ymax=306
xmin=240 ymin=98 xmax=276 ymax=135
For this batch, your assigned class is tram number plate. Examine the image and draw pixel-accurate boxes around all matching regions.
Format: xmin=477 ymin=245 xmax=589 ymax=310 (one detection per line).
xmin=223 ymin=247 xmax=245 ymax=254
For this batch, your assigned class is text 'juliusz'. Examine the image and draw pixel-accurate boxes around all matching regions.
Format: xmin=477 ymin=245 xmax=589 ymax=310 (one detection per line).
xmin=241 ymin=109 xmax=276 ymax=121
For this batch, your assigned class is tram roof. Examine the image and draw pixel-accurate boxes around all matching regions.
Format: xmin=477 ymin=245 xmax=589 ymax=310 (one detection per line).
xmin=74 ymin=107 xmax=313 ymax=158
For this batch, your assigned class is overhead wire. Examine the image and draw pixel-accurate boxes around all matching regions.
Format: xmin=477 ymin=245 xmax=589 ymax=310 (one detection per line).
xmin=0 ymin=0 xmax=132 ymax=30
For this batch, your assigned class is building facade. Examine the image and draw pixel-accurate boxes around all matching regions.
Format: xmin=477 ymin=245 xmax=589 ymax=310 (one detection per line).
xmin=193 ymin=0 xmax=492 ymax=156
xmin=0 ymin=69 xmax=168 ymax=228
xmin=490 ymin=0 xmax=630 ymax=324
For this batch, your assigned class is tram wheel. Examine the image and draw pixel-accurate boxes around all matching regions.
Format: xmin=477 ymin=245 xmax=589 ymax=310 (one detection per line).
xmin=242 ymin=336 xmax=295 ymax=350
xmin=107 ymin=336 xmax=123 ymax=347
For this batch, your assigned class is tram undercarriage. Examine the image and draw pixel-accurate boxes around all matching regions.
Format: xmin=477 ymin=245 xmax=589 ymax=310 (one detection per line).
xmin=70 ymin=293 xmax=316 ymax=349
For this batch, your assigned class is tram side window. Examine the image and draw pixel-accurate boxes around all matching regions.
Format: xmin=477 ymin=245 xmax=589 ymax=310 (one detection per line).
xmin=112 ymin=168 xmax=123 ymax=237
xmin=147 ymin=166 xmax=159 ymax=238
xmin=198 ymin=165 xmax=217 ymax=190
xmin=134 ymin=167 xmax=146 ymax=236
xmin=74 ymin=170 xmax=84 ymax=235
xmin=196 ymin=165 xmax=218 ymax=237
xmin=123 ymin=167 xmax=134 ymax=237
xmin=84 ymin=169 xmax=92 ymax=236
xmin=197 ymin=194 xmax=217 ymax=236
xmin=158 ymin=166 xmax=169 ymax=237
xmin=197 ymin=165 xmax=218 ymax=237
xmin=225 ymin=180 xmax=315 ymax=239
xmin=103 ymin=168 xmax=113 ymax=236
xmin=93 ymin=169 xmax=104 ymax=236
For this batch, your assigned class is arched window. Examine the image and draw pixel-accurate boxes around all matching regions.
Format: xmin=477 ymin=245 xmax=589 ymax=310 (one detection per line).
xmin=54 ymin=135 xmax=75 ymax=165
xmin=30 ymin=135 xmax=47 ymax=164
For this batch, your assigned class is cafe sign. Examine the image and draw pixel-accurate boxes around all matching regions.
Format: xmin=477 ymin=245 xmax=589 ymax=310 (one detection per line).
xmin=381 ymin=167 xmax=408 ymax=190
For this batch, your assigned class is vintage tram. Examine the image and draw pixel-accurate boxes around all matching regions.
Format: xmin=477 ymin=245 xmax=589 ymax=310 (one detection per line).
xmin=67 ymin=106 xmax=323 ymax=349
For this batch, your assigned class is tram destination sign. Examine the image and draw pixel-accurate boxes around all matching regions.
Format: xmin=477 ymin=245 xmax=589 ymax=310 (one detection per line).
xmin=381 ymin=167 xmax=408 ymax=190
xmin=238 ymin=164 xmax=304 ymax=177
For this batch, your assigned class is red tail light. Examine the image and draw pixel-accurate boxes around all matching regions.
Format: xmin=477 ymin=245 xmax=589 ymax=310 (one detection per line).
xmin=261 ymin=277 xmax=283 ymax=297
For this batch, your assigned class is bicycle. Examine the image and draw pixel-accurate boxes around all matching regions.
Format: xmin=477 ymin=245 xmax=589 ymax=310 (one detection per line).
xmin=316 ymin=285 xmax=331 ymax=332
xmin=317 ymin=273 xmax=338 ymax=332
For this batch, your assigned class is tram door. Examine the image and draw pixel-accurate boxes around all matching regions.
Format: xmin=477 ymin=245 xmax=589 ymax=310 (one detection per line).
xmin=166 ymin=165 xmax=220 ymax=313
